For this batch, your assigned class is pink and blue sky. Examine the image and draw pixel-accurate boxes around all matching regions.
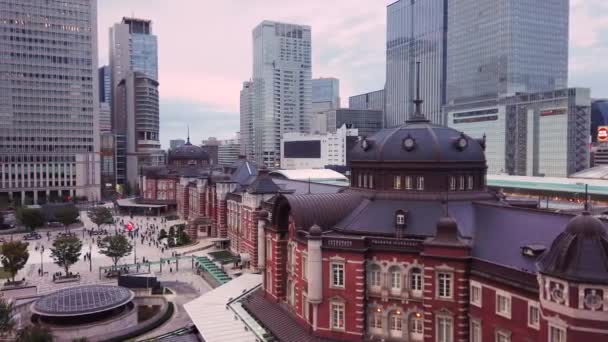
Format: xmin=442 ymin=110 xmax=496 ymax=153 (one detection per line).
xmin=98 ymin=0 xmax=607 ymax=148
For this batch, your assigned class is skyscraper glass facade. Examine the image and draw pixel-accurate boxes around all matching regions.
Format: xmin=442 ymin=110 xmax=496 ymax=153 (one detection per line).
xmin=0 ymin=0 xmax=100 ymax=203
xmin=446 ymin=0 xmax=568 ymax=103
xmin=312 ymin=78 xmax=340 ymax=112
xmin=385 ymin=0 xmax=447 ymax=127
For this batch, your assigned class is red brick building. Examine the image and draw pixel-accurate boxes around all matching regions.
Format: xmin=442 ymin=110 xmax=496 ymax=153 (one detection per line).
xmin=241 ymin=111 xmax=608 ymax=342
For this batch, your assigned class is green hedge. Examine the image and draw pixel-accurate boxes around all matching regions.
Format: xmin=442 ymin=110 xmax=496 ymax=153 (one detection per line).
xmin=101 ymin=302 xmax=175 ymax=342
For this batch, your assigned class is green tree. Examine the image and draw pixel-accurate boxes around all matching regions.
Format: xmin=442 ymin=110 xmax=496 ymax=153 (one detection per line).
xmin=0 ymin=298 xmax=14 ymax=337
xmin=54 ymin=205 xmax=79 ymax=232
xmin=17 ymin=208 xmax=45 ymax=231
xmin=176 ymin=226 xmax=191 ymax=246
xmin=97 ymin=235 xmax=132 ymax=268
xmin=87 ymin=207 xmax=113 ymax=230
xmin=0 ymin=241 xmax=29 ymax=283
xmin=50 ymin=235 xmax=82 ymax=276
xmin=16 ymin=325 xmax=53 ymax=342
xmin=168 ymin=226 xmax=175 ymax=237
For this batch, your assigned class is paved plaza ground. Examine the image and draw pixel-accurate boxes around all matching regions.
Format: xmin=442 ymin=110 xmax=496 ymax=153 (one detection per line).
xmin=3 ymin=205 xmax=229 ymax=340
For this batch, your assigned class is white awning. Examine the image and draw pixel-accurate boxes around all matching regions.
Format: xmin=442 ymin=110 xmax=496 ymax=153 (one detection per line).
xmin=184 ymin=273 xmax=262 ymax=342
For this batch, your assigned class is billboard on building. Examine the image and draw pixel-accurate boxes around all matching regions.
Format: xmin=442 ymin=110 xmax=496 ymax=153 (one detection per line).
xmin=598 ymin=126 xmax=608 ymax=142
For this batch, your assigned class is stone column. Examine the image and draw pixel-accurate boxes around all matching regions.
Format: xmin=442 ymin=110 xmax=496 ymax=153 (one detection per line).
xmin=256 ymin=214 xmax=268 ymax=272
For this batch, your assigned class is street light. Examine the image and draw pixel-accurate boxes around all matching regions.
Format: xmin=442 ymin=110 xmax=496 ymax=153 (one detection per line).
xmin=576 ymin=182 xmax=589 ymax=211
xmin=38 ymin=244 xmax=44 ymax=277
xmin=89 ymin=241 xmax=92 ymax=272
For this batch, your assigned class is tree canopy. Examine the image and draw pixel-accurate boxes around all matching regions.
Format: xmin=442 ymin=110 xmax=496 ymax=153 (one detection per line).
xmin=0 ymin=241 xmax=29 ymax=283
xmin=87 ymin=207 xmax=113 ymax=229
xmin=50 ymin=235 xmax=82 ymax=275
xmin=0 ymin=298 xmax=14 ymax=336
xmin=53 ymin=205 xmax=79 ymax=231
xmin=97 ymin=235 xmax=132 ymax=267
xmin=17 ymin=208 xmax=45 ymax=231
xmin=16 ymin=325 xmax=53 ymax=342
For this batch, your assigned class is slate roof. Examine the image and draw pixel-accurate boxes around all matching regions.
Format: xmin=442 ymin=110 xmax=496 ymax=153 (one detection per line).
xmin=349 ymin=121 xmax=485 ymax=163
xmin=247 ymin=176 xmax=281 ymax=194
xmin=243 ymin=289 xmax=340 ymax=342
xmin=228 ymin=158 xmax=258 ymax=185
xmin=277 ymin=192 xmax=363 ymax=231
xmin=537 ymin=212 xmax=608 ymax=284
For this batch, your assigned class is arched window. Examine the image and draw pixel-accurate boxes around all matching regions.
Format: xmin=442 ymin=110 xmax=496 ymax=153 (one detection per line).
xmin=370 ymin=308 xmax=383 ymax=331
xmin=410 ymin=267 xmax=422 ymax=292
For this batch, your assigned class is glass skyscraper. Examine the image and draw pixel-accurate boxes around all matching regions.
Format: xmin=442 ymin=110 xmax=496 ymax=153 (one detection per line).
xmin=385 ymin=0 xmax=448 ymax=127
xmin=312 ymin=78 xmax=340 ymax=113
xmin=446 ymin=0 xmax=568 ymax=103
xmin=0 ymin=0 xmax=101 ymax=204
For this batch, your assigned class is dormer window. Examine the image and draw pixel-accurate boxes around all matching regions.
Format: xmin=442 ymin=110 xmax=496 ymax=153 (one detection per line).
xmin=396 ymin=213 xmax=406 ymax=225
xmin=521 ymin=244 xmax=546 ymax=257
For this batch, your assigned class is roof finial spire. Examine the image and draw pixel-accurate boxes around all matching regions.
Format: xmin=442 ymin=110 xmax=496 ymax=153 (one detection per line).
xmin=413 ymin=61 xmax=423 ymax=117
xmin=187 ymin=125 xmax=190 ymax=144
xmin=407 ymin=61 xmax=428 ymax=123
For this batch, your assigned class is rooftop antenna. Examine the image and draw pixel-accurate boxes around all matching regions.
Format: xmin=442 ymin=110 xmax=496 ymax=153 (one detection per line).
xmin=186 ymin=125 xmax=190 ymax=144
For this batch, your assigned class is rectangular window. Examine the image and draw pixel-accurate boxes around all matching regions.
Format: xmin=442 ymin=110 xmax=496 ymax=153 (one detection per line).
xmin=369 ymin=269 xmax=381 ymax=287
xmin=459 ymin=176 xmax=465 ymax=190
xmin=417 ymin=176 xmax=424 ymax=190
xmin=394 ymin=175 xmax=402 ymax=189
xmin=496 ymin=292 xmax=512 ymax=319
xmin=368 ymin=174 xmax=374 ymax=189
xmin=437 ymin=272 xmax=452 ymax=299
xmin=549 ymin=326 xmax=566 ymax=342
xmin=371 ymin=313 xmax=382 ymax=329
xmin=302 ymin=255 xmax=308 ymax=280
xmin=528 ymin=302 xmax=540 ymax=329
xmin=470 ymin=282 xmax=482 ymax=307
xmin=405 ymin=176 xmax=413 ymax=189
xmin=467 ymin=175 xmax=474 ymax=190
xmin=331 ymin=263 xmax=345 ymax=288
xmin=331 ymin=302 xmax=345 ymax=330
xmin=266 ymin=239 xmax=272 ymax=261
xmin=437 ymin=316 xmax=453 ymax=342
xmin=396 ymin=214 xmax=405 ymax=225
xmin=496 ymin=330 xmax=511 ymax=342
xmin=358 ymin=173 xmax=362 ymax=187
xmin=470 ymin=319 xmax=482 ymax=342
xmin=390 ymin=271 xmax=401 ymax=289
xmin=411 ymin=270 xmax=422 ymax=291
xmin=363 ymin=173 xmax=368 ymax=188
xmin=449 ymin=176 xmax=456 ymax=190
xmin=302 ymin=293 xmax=309 ymax=320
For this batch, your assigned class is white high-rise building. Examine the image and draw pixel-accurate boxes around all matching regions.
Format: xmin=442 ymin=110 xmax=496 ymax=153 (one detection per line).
xmin=0 ymin=0 xmax=101 ymax=204
xmin=251 ymin=21 xmax=312 ymax=168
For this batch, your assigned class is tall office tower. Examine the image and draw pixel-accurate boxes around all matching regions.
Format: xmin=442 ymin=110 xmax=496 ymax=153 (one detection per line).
xmin=312 ymin=77 xmax=340 ymax=113
xmin=251 ymin=21 xmax=312 ymax=168
xmin=447 ymin=0 xmax=569 ymax=103
xmin=385 ymin=0 xmax=447 ymax=127
xmin=0 ymin=0 xmax=100 ymax=204
xmin=349 ymin=89 xmax=385 ymax=111
xmin=99 ymin=65 xmax=111 ymax=103
xmin=110 ymin=18 xmax=160 ymax=191
xmin=239 ymin=81 xmax=255 ymax=158
xmin=98 ymin=66 xmax=112 ymax=132
xmin=114 ymin=72 xmax=161 ymax=189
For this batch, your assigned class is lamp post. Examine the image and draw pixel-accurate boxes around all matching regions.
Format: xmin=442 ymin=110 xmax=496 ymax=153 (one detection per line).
xmin=89 ymin=241 xmax=92 ymax=272
xmin=38 ymin=244 xmax=44 ymax=277
xmin=576 ymin=182 xmax=589 ymax=211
